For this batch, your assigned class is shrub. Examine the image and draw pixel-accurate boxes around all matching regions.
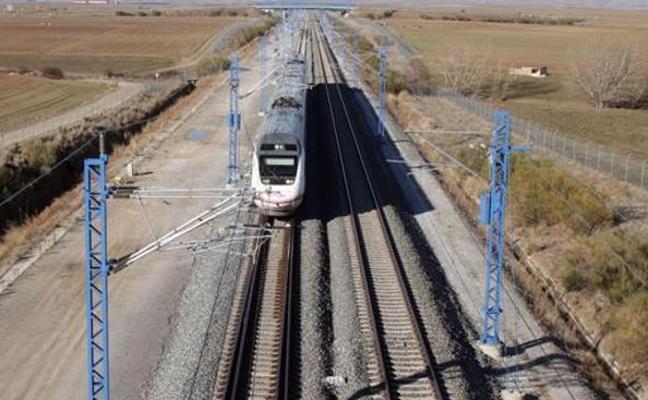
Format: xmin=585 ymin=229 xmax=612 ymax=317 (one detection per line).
xmin=137 ymin=11 xmax=147 ymax=17
xmin=22 ymin=139 xmax=58 ymax=172
xmin=209 ymin=9 xmax=223 ymax=17
xmin=366 ymin=12 xmax=376 ymax=20
xmin=115 ymin=10 xmax=134 ymax=16
xmin=383 ymin=10 xmax=396 ymax=18
xmin=151 ymin=10 xmax=161 ymax=16
xmin=197 ymin=55 xmax=230 ymax=77
xmin=509 ymin=156 xmax=612 ymax=232
xmin=386 ymin=70 xmax=408 ymax=94
xmin=227 ymin=10 xmax=238 ymax=17
xmin=359 ymin=37 xmax=375 ymax=53
xmin=564 ymin=230 xmax=647 ymax=303
xmin=41 ymin=67 xmax=64 ymax=80
xmin=563 ymin=267 xmax=588 ymax=291
xmin=105 ymin=70 xmax=125 ymax=78
xmin=608 ymin=291 xmax=648 ymax=373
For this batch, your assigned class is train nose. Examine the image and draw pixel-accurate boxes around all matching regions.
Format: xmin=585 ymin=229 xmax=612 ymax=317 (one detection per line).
xmin=255 ymin=191 xmax=303 ymax=215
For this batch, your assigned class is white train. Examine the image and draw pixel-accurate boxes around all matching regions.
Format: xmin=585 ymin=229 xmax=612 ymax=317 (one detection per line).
xmin=251 ymin=57 xmax=307 ymax=217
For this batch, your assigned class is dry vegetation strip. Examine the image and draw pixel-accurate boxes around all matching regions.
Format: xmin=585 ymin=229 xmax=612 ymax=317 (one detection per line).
xmin=0 ymin=16 xmax=237 ymax=74
xmin=0 ymin=74 xmax=111 ymax=130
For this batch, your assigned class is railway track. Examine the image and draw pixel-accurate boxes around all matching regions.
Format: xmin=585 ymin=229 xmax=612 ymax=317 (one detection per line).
xmin=312 ymin=17 xmax=446 ymax=400
xmin=213 ymin=218 xmax=296 ymax=400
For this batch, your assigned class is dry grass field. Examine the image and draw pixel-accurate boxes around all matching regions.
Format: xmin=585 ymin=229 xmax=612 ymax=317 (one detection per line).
xmin=0 ymin=74 xmax=111 ymax=130
xmin=0 ymin=15 xmax=237 ymax=74
xmin=380 ymin=7 xmax=648 ymax=157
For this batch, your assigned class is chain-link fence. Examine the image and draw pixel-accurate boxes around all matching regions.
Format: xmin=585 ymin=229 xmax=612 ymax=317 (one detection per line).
xmin=438 ymin=88 xmax=648 ymax=190
xmin=0 ymin=76 xmax=184 ymax=149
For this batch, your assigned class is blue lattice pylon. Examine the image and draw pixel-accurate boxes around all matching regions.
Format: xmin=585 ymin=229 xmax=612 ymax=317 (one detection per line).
xmin=83 ymin=154 xmax=110 ymax=400
xmin=377 ymin=46 xmax=388 ymax=138
xmin=228 ymin=57 xmax=241 ymax=185
xmin=479 ymin=110 xmax=530 ymax=354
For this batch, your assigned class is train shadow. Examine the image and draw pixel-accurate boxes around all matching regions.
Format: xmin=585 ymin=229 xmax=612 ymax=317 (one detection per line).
xmin=299 ymin=83 xmax=496 ymax=399
xmin=299 ymin=83 xmax=434 ymax=222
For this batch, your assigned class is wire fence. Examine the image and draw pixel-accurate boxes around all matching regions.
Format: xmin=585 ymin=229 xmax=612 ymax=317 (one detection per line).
xmin=0 ymin=76 xmax=185 ymax=149
xmin=437 ymin=88 xmax=648 ymax=191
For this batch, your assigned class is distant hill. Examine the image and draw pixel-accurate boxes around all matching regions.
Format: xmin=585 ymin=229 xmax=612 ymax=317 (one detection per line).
xmin=357 ymin=0 xmax=648 ymax=9
xmin=1 ymin=0 xmax=646 ymax=10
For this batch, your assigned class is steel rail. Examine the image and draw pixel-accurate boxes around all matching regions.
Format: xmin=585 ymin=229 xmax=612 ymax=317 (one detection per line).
xmin=312 ymin=19 xmax=392 ymax=399
xmin=315 ymin=16 xmax=446 ymax=400
xmin=214 ymin=216 xmax=296 ymax=400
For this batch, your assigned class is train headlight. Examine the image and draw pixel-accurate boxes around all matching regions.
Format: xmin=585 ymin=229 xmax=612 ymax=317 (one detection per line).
xmin=286 ymin=179 xmax=294 ymax=184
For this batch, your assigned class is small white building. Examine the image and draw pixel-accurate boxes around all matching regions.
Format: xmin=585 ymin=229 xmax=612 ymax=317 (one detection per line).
xmin=510 ymin=66 xmax=549 ymax=78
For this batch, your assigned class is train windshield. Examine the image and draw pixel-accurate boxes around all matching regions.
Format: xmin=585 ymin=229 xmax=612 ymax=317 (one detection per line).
xmin=260 ymin=156 xmax=298 ymax=183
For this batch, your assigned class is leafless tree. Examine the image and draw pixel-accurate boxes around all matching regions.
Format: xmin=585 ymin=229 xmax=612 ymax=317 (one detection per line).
xmin=571 ymin=39 xmax=648 ymax=109
xmin=434 ymin=44 xmax=490 ymax=95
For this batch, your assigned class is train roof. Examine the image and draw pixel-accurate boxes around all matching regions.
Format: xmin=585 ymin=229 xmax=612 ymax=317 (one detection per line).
xmin=261 ymin=107 xmax=304 ymax=143
xmin=272 ymin=58 xmax=306 ymax=110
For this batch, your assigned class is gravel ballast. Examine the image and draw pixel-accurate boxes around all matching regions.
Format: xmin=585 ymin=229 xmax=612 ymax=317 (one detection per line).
xmin=143 ymin=208 xmax=256 ymax=400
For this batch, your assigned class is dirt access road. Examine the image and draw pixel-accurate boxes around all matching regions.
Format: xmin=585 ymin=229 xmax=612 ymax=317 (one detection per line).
xmin=0 ymin=49 xmax=265 ymax=399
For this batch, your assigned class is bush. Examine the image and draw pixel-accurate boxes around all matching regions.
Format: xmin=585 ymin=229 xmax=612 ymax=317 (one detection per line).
xmin=41 ymin=67 xmax=64 ymax=80
xmin=366 ymin=12 xmax=376 ymax=20
xmin=564 ymin=230 xmax=647 ymax=303
xmin=509 ymin=157 xmax=612 ymax=232
xmin=115 ymin=10 xmax=134 ymax=16
xmin=197 ymin=55 xmax=230 ymax=77
xmin=563 ymin=267 xmax=588 ymax=291
xmin=386 ymin=70 xmax=408 ymax=94
xmin=209 ymin=9 xmax=222 ymax=17
xmin=137 ymin=11 xmax=147 ymax=17
xmin=227 ymin=10 xmax=238 ymax=17
xmin=383 ymin=10 xmax=396 ymax=18
xmin=359 ymin=37 xmax=375 ymax=53
xmin=608 ymin=291 xmax=648 ymax=373
xmin=22 ymin=139 xmax=59 ymax=172
xmin=151 ymin=10 xmax=161 ymax=16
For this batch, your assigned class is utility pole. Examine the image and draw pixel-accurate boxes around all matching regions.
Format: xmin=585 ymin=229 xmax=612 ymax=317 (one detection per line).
xmin=478 ymin=110 xmax=528 ymax=358
xmin=84 ymin=131 xmax=110 ymax=400
xmin=377 ymin=46 xmax=388 ymax=138
xmin=228 ymin=57 xmax=241 ymax=185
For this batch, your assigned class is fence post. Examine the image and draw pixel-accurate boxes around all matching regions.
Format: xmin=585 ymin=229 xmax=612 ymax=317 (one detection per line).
xmin=624 ymin=155 xmax=630 ymax=182
xmin=641 ymin=161 xmax=646 ymax=188
xmin=543 ymin=130 xmax=547 ymax=148
xmin=597 ymin=146 xmax=602 ymax=171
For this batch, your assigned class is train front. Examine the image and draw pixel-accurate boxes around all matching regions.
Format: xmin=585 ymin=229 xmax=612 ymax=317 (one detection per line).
xmin=252 ymin=134 xmax=305 ymax=217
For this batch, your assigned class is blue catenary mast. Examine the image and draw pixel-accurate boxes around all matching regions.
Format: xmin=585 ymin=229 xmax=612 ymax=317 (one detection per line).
xmin=479 ymin=110 xmax=513 ymax=350
xmin=228 ymin=57 xmax=241 ymax=185
xmin=83 ymin=134 xmax=110 ymax=400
